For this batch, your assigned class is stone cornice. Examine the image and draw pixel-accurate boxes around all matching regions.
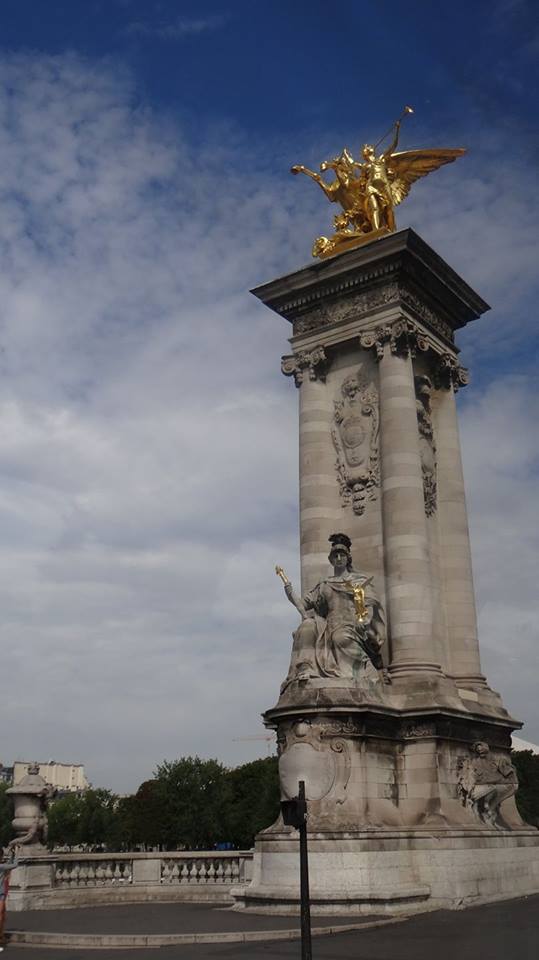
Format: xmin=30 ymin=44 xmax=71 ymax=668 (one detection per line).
xmin=251 ymin=229 xmax=489 ymax=336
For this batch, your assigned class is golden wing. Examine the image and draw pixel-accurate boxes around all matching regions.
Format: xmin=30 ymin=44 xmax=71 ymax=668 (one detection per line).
xmin=387 ymin=148 xmax=466 ymax=206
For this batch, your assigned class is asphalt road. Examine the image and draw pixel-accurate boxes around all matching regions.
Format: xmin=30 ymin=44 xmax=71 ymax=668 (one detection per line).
xmin=4 ymin=895 xmax=538 ymax=959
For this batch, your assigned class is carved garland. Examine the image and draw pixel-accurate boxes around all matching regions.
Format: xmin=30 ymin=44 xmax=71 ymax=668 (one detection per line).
xmin=415 ymin=375 xmax=437 ymax=517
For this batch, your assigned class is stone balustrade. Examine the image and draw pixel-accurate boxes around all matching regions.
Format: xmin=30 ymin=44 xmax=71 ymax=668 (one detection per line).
xmin=54 ymin=858 xmax=133 ymax=887
xmin=161 ymin=854 xmax=243 ymax=885
xmin=8 ymin=850 xmax=253 ymax=911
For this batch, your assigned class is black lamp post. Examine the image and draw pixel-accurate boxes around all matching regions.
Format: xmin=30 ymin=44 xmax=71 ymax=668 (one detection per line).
xmin=281 ymin=779 xmax=312 ymax=960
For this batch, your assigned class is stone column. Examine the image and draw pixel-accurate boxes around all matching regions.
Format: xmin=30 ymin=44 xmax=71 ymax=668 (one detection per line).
xmin=434 ymin=377 xmax=484 ymax=686
xmin=282 ymin=346 xmax=336 ymax=593
xmin=374 ymin=332 xmax=441 ymax=679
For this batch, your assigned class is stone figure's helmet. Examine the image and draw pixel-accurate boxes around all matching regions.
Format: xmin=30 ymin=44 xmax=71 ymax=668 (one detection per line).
xmin=328 ymin=532 xmax=353 ymax=569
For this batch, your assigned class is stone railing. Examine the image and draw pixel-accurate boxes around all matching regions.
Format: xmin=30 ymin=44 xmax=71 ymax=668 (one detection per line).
xmin=9 ymin=850 xmax=253 ymax=911
xmin=161 ymin=853 xmax=243 ymax=885
xmin=54 ymin=858 xmax=133 ymax=887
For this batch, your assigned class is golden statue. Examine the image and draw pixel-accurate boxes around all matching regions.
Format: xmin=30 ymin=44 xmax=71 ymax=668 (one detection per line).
xmin=291 ymin=107 xmax=466 ymax=259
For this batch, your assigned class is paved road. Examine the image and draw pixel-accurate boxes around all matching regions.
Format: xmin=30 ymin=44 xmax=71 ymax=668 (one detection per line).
xmin=7 ymin=901 xmax=363 ymax=935
xmin=4 ymin=895 xmax=539 ymax=959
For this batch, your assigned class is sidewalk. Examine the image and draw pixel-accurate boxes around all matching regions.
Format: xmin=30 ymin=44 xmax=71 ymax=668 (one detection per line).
xmin=5 ymin=894 xmax=539 ymax=958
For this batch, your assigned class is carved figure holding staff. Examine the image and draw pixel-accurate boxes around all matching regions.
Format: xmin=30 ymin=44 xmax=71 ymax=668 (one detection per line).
xmin=276 ymin=533 xmax=388 ymax=691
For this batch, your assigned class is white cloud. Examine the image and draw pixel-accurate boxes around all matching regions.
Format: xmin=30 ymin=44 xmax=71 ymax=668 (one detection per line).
xmin=0 ymin=52 xmax=537 ymax=790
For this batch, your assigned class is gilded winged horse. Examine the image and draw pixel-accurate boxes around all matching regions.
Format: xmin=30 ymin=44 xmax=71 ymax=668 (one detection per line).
xmin=291 ymin=108 xmax=465 ymax=258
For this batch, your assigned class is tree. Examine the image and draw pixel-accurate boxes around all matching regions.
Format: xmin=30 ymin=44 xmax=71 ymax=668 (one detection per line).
xmin=154 ymin=757 xmax=231 ymax=850
xmin=47 ymin=789 xmax=119 ymax=850
xmin=225 ymin=757 xmax=279 ymax=849
xmin=512 ymin=750 xmax=539 ymax=827
xmin=0 ymin=783 xmax=13 ymax=851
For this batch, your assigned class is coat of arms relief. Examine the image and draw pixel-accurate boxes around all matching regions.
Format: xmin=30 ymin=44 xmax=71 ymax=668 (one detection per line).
xmin=332 ymin=367 xmax=380 ymax=515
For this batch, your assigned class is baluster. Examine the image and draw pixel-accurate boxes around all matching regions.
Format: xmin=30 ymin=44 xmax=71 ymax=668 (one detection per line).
xmin=87 ymin=863 xmax=96 ymax=886
xmin=113 ymin=863 xmax=122 ymax=883
xmin=171 ymin=862 xmax=180 ymax=884
xmin=126 ymin=862 xmax=133 ymax=884
xmin=71 ymin=864 xmax=80 ymax=887
xmin=104 ymin=862 xmax=114 ymax=883
xmin=180 ymin=861 xmax=189 ymax=884
xmin=206 ymin=860 xmax=216 ymax=883
xmin=231 ymin=859 xmax=240 ymax=882
xmin=95 ymin=863 xmax=105 ymax=884
xmin=215 ymin=860 xmax=224 ymax=883
xmin=161 ymin=859 xmax=170 ymax=883
xmin=224 ymin=860 xmax=232 ymax=883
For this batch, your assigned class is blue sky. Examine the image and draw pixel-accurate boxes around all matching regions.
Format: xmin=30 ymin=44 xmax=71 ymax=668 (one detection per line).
xmin=0 ymin=1 xmax=537 ymax=791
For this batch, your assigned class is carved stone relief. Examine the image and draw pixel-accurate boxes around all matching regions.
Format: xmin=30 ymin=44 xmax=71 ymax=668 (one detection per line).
xmin=281 ymin=345 xmax=328 ymax=387
xmin=277 ymin=718 xmax=352 ymax=805
xmin=331 ymin=366 xmax=380 ymax=515
xmin=293 ymin=283 xmax=401 ymax=335
xmin=456 ymin=741 xmax=518 ymax=829
xmin=401 ymin=721 xmax=436 ymax=739
xmin=291 ymin=282 xmax=454 ymax=344
xmin=415 ymin=375 xmax=437 ymax=517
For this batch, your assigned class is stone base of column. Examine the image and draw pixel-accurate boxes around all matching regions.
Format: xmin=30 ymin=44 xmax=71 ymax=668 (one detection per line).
xmin=233 ymin=828 xmax=539 ymax=916
xmin=234 ymin=697 xmax=538 ymax=916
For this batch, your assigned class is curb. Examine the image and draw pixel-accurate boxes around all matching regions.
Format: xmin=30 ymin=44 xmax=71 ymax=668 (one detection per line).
xmin=8 ymin=915 xmax=408 ymax=949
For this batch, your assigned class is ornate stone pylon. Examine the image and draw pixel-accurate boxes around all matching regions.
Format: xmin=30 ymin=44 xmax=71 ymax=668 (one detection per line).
xmin=234 ymin=229 xmax=539 ymax=914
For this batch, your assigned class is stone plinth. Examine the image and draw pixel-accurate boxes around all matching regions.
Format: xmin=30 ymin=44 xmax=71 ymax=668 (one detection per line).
xmin=234 ymin=230 xmax=539 ymax=914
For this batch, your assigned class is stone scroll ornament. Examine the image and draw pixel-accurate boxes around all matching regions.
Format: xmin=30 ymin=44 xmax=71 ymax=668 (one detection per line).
xmin=456 ymin=741 xmax=518 ymax=829
xmin=332 ymin=368 xmax=380 ymax=515
xmin=414 ymin=375 xmax=437 ymax=517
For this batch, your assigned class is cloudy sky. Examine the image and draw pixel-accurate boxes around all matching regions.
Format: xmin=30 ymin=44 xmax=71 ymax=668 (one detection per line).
xmin=0 ymin=0 xmax=537 ymax=792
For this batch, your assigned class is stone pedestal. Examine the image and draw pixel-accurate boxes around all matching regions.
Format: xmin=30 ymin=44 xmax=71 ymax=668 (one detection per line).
xmin=234 ymin=229 xmax=539 ymax=914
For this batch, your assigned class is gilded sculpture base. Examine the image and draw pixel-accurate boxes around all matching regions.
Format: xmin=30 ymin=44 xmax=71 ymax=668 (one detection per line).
xmin=313 ymin=226 xmax=391 ymax=260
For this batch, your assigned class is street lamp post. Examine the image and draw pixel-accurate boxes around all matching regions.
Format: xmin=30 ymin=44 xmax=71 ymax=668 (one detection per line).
xmin=281 ymin=779 xmax=312 ymax=960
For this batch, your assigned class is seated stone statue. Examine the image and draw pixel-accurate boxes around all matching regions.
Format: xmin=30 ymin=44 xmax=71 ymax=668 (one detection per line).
xmin=457 ymin=741 xmax=518 ymax=828
xmin=279 ymin=533 xmax=388 ymax=691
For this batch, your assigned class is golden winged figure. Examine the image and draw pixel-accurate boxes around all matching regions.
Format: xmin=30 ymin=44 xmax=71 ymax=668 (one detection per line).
xmin=291 ymin=107 xmax=465 ymax=258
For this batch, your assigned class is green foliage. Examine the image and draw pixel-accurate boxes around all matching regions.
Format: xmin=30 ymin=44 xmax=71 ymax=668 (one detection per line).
xmin=46 ymin=755 xmax=280 ymax=852
xmin=48 ymin=789 xmax=119 ymax=850
xmin=512 ymin=750 xmax=539 ymax=827
xmin=225 ymin=757 xmax=279 ymax=848
xmin=0 ymin=782 xmax=14 ymax=850
xmin=154 ymin=757 xmax=232 ymax=850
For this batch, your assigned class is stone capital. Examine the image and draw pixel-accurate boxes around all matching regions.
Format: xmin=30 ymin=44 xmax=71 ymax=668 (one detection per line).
xmin=432 ymin=352 xmax=470 ymax=391
xmin=281 ymin=345 xmax=329 ymax=387
xmin=359 ymin=320 xmax=469 ymax=389
xmin=359 ymin=318 xmax=430 ymax=360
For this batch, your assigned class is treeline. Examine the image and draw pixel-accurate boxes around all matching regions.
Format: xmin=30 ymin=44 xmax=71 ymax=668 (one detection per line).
xmin=1 ymin=755 xmax=279 ymax=853
xmin=1 ymin=751 xmax=538 ymax=853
